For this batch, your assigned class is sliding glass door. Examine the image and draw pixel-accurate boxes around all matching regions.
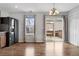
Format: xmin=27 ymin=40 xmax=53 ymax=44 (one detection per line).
xmin=25 ymin=16 xmax=35 ymax=42
xmin=45 ymin=16 xmax=64 ymax=42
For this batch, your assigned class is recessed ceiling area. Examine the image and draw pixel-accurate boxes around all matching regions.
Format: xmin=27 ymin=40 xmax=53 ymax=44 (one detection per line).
xmin=0 ymin=3 xmax=79 ymax=12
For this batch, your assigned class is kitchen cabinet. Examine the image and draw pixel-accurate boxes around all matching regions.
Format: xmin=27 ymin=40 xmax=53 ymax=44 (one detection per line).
xmin=0 ymin=32 xmax=6 ymax=48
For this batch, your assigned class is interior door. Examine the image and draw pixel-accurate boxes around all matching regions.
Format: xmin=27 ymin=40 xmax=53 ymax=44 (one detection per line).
xmin=25 ymin=16 xmax=35 ymax=42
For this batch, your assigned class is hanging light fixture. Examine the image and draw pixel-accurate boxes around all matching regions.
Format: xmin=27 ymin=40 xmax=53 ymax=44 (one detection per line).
xmin=49 ymin=3 xmax=59 ymax=16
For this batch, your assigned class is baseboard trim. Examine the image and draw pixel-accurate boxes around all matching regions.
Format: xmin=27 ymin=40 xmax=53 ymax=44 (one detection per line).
xmin=68 ymin=41 xmax=79 ymax=47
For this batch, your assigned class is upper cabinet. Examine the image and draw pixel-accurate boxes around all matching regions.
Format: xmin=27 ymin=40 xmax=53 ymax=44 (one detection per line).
xmin=0 ymin=18 xmax=9 ymax=24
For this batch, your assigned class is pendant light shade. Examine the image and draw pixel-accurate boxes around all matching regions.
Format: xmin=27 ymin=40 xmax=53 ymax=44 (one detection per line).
xmin=49 ymin=4 xmax=59 ymax=16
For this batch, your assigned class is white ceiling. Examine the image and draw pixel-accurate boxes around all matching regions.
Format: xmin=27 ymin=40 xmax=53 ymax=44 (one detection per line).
xmin=0 ymin=3 xmax=79 ymax=12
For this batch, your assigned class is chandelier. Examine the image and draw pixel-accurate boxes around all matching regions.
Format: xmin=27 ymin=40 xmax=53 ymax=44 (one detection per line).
xmin=49 ymin=3 xmax=59 ymax=16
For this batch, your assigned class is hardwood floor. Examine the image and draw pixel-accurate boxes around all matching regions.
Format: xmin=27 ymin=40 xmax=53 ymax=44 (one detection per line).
xmin=0 ymin=42 xmax=79 ymax=56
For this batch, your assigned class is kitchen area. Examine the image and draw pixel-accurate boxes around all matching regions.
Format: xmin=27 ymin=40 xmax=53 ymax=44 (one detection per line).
xmin=0 ymin=17 xmax=18 ymax=48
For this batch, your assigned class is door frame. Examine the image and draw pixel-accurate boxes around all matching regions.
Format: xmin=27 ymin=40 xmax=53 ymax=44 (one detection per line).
xmin=24 ymin=15 xmax=36 ymax=42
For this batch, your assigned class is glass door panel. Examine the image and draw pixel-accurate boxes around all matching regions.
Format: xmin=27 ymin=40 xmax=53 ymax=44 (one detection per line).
xmin=45 ymin=16 xmax=64 ymax=42
xmin=54 ymin=20 xmax=63 ymax=41
xmin=25 ymin=16 xmax=35 ymax=42
xmin=45 ymin=21 xmax=55 ymax=42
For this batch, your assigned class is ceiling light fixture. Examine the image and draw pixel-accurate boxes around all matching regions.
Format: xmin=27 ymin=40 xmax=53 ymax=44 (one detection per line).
xmin=49 ymin=3 xmax=59 ymax=16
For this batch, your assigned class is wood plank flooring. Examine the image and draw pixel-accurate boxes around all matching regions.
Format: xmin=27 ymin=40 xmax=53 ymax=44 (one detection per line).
xmin=0 ymin=42 xmax=79 ymax=56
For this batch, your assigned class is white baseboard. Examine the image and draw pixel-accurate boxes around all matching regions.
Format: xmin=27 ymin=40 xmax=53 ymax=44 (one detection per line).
xmin=69 ymin=41 xmax=79 ymax=46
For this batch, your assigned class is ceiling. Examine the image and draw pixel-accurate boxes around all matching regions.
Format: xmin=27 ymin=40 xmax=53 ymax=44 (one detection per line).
xmin=0 ymin=3 xmax=79 ymax=12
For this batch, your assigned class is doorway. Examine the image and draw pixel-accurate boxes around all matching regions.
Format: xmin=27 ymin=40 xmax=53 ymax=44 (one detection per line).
xmin=25 ymin=16 xmax=35 ymax=42
xmin=45 ymin=16 xmax=64 ymax=42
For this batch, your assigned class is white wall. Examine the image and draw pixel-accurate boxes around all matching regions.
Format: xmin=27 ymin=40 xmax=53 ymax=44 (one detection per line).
xmin=68 ymin=6 xmax=79 ymax=46
xmin=35 ymin=13 xmax=44 ymax=42
xmin=0 ymin=10 xmax=9 ymax=17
